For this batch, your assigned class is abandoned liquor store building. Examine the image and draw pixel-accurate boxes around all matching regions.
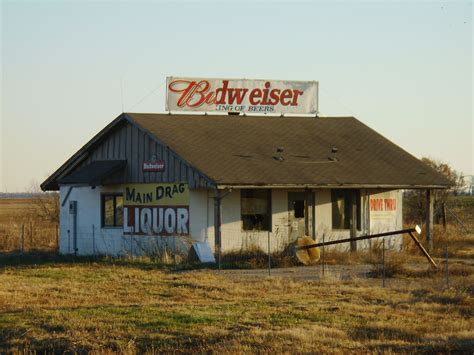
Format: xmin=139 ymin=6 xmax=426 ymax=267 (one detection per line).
xmin=41 ymin=112 xmax=450 ymax=256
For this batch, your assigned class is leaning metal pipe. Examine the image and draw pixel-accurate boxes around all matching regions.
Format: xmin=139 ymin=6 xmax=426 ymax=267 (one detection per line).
xmin=295 ymin=226 xmax=438 ymax=269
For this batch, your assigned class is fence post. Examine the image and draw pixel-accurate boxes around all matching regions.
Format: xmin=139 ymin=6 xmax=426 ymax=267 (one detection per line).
xmin=21 ymin=224 xmax=24 ymax=254
xmin=321 ymin=233 xmax=325 ymax=280
xmin=30 ymin=221 xmax=33 ymax=251
xmin=173 ymin=235 xmax=177 ymax=270
xmin=442 ymin=203 xmax=447 ymax=231
xmin=55 ymin=224 xmax=59 ymax=253
xmin=92 ymin=224 xmax=95 ymax=256
xmin=267 ymin=231 xmax=271 ymax=276
xmin=382 ymin=239 xmax=386 ymax=288
xmin=445 ymin=242 xmax=449 ymax=289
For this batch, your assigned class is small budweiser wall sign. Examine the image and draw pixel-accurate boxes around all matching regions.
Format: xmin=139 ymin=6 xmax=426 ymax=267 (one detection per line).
xmin=166 ymin=77 xmax=318 ymax=114
xmin=143 ymin=159 xmax=165 ymax=172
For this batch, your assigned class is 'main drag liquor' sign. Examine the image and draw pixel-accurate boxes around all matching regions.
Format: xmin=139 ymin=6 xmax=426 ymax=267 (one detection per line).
xmin=123 ymin=183 xmax=189 ymax=236
xmin=166 ymin=77 xmax=318 ymax=114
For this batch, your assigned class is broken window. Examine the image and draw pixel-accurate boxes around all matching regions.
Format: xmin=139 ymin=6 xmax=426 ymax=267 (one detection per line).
xmin=331 ymin=190 xmax=361 ymax=230
xmin=241 ymin=189 xmax=271 ymax=231
xmin=293 ymin=200 xmax=305 ymax=218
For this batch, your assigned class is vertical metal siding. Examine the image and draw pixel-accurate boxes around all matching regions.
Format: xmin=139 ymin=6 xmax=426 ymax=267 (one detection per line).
xmin=75 ymin=122 xmax=211 ymax=188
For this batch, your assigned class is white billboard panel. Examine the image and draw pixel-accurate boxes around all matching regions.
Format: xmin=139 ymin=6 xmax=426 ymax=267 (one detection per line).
xmin=166 ymin=77 xmax=318 ymax=114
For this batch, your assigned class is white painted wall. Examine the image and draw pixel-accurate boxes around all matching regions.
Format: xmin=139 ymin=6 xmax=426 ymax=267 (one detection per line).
xmin=59 ymin=184 xmax=206 ymax=257
xmin=59 ymin=185 xmax=403 ymax=256
xmin=216 ymin=189 xmax=291 ymax=253
xmin=312 ymin=189 xmax=403 ymax=251
xmin=59 ymin=185 xmax=124 ymax=256
xmin=367 ymin=189 xmax=404 ymax=250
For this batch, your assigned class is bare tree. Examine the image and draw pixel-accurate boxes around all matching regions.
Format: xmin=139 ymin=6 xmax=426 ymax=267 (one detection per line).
xmin=28 ymin=181 xmax=59 ymax=224
xmin=404 ymin=158 xmax=465 ymax=224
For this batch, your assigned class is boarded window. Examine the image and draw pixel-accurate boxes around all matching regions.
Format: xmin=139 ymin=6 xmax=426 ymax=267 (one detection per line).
xmin=102 ymin=194 xmax=123 ymax=227
xmin=331 ymin=190 xmax=361 ymax=230
xmin=241 ymin=189 xmax=271 ymax=231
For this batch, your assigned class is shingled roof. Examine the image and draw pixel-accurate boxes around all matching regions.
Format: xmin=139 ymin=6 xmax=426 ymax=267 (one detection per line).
xmin=41 ymin=113 xmax=452 ymax=190
xmin=125 ymin=113 xmax=451 ymax=188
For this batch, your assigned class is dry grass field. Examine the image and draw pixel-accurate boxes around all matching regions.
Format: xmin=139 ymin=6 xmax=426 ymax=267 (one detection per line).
xmin=0 ymin=195 xmax=473 ymax=353
xmin=0 ymin=256 xmax=472 ymax=353
xmin=0 ymin=197 xmax=58 ymax=252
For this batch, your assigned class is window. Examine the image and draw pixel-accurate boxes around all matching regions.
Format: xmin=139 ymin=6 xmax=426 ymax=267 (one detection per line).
xmin=331 ymin=190 xmax=361 ymax=230
xmin=241 ymin=189 xmax=271 ymax=231
xmin=101 ymin=194 xmax=123 ymax=227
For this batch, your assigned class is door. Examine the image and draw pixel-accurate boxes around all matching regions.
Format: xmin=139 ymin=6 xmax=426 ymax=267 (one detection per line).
xmin=288 ymin=192 xmax=307 ymax=242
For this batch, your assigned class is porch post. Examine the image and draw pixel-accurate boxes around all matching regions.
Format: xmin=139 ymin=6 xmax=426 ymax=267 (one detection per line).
xmin=304 ymin=188 xmax=310 ymax=236
xmin=350 ymin=191 xmax=357 ymax=252
xmin=213 ymin=188 xmax=221 ymax=267
xmin=426 ymin=189 xmax=434 ymax=252
xmin=311 ymin=190 xmax=316 ymax=240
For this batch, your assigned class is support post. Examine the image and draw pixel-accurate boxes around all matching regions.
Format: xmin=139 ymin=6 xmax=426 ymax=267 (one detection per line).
xmin=426 ymin=189 xmax=434 ymax=252
xmin=311 ymin=190 xmax=316 ymax=241
xmin=214 ymin=189 xmax=222 ymax=270
xmin=350 ymin=191 xmax=357 ymax=252
xmin=304 ymin=188 xmax=310 ymax=236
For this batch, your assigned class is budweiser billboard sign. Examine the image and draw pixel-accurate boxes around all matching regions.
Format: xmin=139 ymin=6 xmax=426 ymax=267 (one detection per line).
xmin=166 ymin=77 xmax=318 ymax=114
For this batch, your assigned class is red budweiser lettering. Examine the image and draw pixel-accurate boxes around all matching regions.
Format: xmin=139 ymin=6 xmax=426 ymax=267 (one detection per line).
xmin=168 ymin=79 xmax=304 ymax=108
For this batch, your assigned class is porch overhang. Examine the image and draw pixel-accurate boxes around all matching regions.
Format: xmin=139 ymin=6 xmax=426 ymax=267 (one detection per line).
xmin=58 ymin=160 xmax=127 ymax=187
xmin=215 ymin=184 xmax=450 ymax=190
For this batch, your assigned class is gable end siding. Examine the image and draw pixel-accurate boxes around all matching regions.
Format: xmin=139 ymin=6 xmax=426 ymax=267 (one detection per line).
xmin=75 ymin=121 xmax=212 ymax=188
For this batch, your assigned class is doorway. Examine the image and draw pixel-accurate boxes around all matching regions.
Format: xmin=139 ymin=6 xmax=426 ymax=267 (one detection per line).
xmin=288 ymin=192 xmax=314 ymax=242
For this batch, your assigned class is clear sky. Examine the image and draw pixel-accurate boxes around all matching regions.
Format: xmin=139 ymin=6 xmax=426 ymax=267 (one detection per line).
xmin=1 ymin=0 xmax=472 ymax=192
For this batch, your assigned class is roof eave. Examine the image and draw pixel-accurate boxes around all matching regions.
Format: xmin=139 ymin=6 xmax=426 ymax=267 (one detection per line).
xmin=215 ymin=183 xmax=452 ymax=190
xmin=40 ymin=114 xmax=128 ymax=191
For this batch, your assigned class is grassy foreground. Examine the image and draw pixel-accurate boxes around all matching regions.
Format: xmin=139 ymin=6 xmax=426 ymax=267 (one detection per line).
xmin=0 ymin=258 xmax=472 ymax=353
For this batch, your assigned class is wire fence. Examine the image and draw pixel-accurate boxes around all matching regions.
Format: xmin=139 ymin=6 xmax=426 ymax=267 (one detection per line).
xmin=0 ymin=221 xmax=58 ymax=253
xmin=0 ymin=215 xmax=471 ymax=291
